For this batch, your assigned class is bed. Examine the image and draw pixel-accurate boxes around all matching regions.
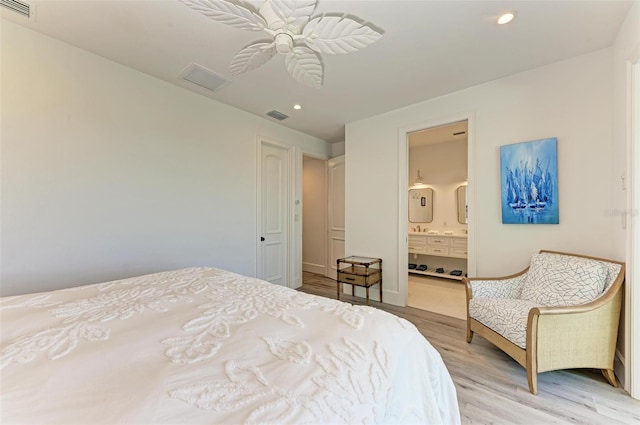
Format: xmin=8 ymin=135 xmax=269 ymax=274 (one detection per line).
xmin=1 ymin=267 xmax=460 ymax=424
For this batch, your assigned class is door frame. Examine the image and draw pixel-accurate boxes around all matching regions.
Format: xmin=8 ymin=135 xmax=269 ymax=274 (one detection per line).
xmin=256 ymin=136 xmax=299 ymax=288
xmin=397 ymin=112 xmax=476 ymax=306
xmin=626 ymin=48 xmax=640 ymax=399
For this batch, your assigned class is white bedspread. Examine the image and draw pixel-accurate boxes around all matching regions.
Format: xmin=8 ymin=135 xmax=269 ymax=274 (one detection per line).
xmin=1 ymin=267 xmax=460 ymax=424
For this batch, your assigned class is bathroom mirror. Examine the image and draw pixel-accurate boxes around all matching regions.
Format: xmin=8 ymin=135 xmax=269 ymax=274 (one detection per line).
xmin=456 ymin=184 xmax=468 ymax=224
xmin=408 ymin=188 xmax=433 ymax=223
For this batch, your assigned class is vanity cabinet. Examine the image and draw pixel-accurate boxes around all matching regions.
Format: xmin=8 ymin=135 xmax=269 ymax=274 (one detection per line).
xmin=449 ymin=238 xmax=468 ymax=258
xmin=423 ymin=236 xmax=468 ymax=258
xmin=411 ymin=234 xmax=467 ymax=258
xmin=408 ymin=233 xmax=467 ymax=280
xmin=426 ymin=236 xmax=449 ymax=256
xmin=408 ymin=235 xmax=428 ymax=254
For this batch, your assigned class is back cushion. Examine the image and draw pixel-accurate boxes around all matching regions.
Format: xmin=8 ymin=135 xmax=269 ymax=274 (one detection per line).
xmin=520 ymin=253 xmax=607 ymax=306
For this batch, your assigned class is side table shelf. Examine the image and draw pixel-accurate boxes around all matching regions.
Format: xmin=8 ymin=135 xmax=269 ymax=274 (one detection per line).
xmin=337 ymin=256 xmax=382 ymax=305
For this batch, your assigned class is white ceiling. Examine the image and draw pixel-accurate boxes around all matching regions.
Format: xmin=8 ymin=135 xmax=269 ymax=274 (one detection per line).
xmin=409 ymin=120 xmax=468 ymax=148
xmin=2 ymin=0 xmax=632 ymax=143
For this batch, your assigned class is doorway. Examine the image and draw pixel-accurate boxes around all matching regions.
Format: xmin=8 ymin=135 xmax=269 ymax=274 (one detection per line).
xmin=406 ymin=121 xmax=469 ymax=319
xmin=302 ymin=155 xmax=327 ymax=276
xmin=301 ymin=154 xmax=345 ymax=281
xmin=397 ymin=113 xmax=476 ymax=312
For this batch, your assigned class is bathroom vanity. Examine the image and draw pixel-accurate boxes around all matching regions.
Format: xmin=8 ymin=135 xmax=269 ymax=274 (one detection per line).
xmin=408 ymin=233 xmax=467 ymax=280
xmin=407 ymin=182 xmax=468 ymax=281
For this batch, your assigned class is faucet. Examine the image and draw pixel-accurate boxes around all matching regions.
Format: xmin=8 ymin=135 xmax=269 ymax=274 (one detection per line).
xmin=416 ymin=225 xmax=421 ymax=232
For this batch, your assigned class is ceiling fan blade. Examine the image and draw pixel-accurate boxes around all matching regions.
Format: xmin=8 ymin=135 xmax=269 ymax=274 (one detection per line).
xmin=284 ymin=47 xmax=323 ymax=88
xmin=180 ymin=0 xmax=266 ymax=31
xmin=268 ymin=0 xmax=316 ymax=28
xmin=302 ymin=16 xmax=382 ymax=54
xmin=230 ymin=42 xmax=276 ymax=76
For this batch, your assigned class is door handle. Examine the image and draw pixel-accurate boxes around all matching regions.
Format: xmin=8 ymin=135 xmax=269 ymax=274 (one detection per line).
xmin=260 ymin=237 xmax=265 ymax=241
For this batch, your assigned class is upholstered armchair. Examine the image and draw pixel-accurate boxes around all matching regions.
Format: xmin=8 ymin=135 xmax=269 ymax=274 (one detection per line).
xmin=464 ymin=250 xmax=625 ymax=395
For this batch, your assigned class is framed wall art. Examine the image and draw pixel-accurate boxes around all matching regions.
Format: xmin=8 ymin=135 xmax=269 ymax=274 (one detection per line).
xmin=500 ymin=137 xmax=559 ymax=224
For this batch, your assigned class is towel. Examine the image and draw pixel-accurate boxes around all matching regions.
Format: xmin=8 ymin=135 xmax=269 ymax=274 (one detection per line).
xmin=449 ymin=270 xmax=463 ymax=276
xmin=416 ymin=264 xmax=427 ymax=271
xmin=427 ymin=230 xmax=439 ymax=235
xmin=408 ymin=263 xmax=417 ymax=269
xmin=435 ymin=267 xmax=445 ymax=273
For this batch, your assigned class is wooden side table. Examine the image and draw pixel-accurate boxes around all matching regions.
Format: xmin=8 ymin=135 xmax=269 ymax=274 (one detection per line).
xmin=336 ymin=256 xmax=382 ymax=305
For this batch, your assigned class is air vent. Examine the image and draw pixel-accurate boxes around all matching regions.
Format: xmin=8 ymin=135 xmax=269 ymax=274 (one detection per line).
xmin=266 ymin=110 xmax=289 ymax=121
xmin=180 ymin=64 xmax=229 ymax=93
xmin=1 ymin=0 xmax=30 ymax=17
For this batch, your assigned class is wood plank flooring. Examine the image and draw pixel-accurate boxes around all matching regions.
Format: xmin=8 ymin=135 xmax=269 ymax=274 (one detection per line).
xmin=301 ymin=272 xmax=640 ymax=425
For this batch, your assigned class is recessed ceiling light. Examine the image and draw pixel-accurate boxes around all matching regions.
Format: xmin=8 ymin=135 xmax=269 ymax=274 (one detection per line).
xmin=497 ymin=12 xmax=516 ymax=25
xmin=293 ymin=104 xmax=302 ymax=110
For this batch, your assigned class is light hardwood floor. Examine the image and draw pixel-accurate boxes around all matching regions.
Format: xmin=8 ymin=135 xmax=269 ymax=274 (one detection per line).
xmin=301 ymin=271 xmax=640 ymax=425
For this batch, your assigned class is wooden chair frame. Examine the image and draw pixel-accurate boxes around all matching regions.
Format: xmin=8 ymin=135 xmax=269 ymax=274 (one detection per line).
xmin=464 ymin=250 xmax=625 ymax=394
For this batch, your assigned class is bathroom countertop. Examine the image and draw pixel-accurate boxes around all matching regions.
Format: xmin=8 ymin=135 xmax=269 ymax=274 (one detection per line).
xmin=409 ymin=231 xmax=467 ymax=237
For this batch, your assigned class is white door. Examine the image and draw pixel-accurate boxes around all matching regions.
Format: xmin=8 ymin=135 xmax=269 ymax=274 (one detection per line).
xmin=258 ymin=142 xmax=290 ymax=286
xmin=326 ymin=155 xmax=345 ymax=280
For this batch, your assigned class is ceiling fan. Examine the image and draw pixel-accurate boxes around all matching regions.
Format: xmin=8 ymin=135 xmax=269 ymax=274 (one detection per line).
xmin=179 ymin=0 xmax=382 ymax=88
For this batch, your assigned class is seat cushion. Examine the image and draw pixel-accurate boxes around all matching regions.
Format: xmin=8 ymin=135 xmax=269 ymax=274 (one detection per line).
xmin=519 ymin=253 xmax=607 ymax=307
xmin=469 ymin=298 xmax=538 ymax=349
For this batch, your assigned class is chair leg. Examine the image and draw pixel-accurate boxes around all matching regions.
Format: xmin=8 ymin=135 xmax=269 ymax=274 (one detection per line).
xmin=527 ymin=368 xmax=538 ymax=395
xmin=466 ymin=327 xmax=473 ymax=343
xmin=602 ymin=369 xmax=618 ymax=387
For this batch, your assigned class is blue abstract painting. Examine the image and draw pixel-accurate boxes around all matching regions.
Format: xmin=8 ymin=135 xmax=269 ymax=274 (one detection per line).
xmin=500 ymin=137 xmax=559 ymax=224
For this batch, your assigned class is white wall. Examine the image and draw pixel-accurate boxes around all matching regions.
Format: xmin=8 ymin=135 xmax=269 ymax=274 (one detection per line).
xmin=302 ymin=157 xmax=326 ymax=274
xmin=331 ymin=142 xmax=345 ymax=158
xmin=0 ymin=20 xmax=329 ymax=296
xmin=409 ymin=139 xmax=467 ymax=232
xmin=346 ymin=48 xmax=615 ymax=306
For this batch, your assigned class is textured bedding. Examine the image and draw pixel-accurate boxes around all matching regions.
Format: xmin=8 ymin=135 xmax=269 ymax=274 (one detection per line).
xmin=0 ymin=267 xmax=460 ymax=424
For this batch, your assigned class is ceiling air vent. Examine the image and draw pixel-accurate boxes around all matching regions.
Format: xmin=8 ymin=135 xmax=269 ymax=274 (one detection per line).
xmin=266 ymin=110 xmax=289 ymax=121
xmin=179 ymin=64 xmax=229 ymax=93
xmin=1 ymin=0 xmax=30 ymax=17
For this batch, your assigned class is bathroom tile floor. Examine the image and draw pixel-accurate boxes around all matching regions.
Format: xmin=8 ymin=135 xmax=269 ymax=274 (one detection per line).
xmin=408 ymin=273 xmax=467 ymax=320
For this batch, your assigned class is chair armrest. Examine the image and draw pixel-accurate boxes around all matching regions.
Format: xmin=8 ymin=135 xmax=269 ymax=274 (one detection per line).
xmin=464 ymin=268 xmax=529 ymax=300
xmin=527 ymin=283 xmax=624 ymax=372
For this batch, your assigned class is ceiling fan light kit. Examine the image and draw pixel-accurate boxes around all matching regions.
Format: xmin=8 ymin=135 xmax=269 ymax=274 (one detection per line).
xmin=180 ymin=0 xmax=382 ymax=88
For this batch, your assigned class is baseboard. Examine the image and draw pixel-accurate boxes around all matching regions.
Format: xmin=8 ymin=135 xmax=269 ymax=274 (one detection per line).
xmin=303 ymin=262 xmax=326 ymax=275
xmin=614 ymin=349 xmax=626 ymax=390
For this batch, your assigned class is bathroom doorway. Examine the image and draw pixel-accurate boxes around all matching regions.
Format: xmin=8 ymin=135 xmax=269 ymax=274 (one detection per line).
xmin=406 ymin=120 xmax=469 ymax=319
xmin=302 ymin=155 xmax=328 ymax=277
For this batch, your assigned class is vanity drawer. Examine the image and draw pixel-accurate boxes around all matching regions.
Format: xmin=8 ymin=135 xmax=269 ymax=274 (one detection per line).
xmin=427 ymin=237 xmax=449 ymax=246
xmin=426 ymin=246 xmax=449 ymax=256
xmin=450 ymin=247 xmax=468 ymax=258
xmin=408 ymin=246 xmax=427 ymax=254
xmin=409 ymin=235 xmax=427 ymax=246
xmin=451 ymin=238 xmax=467 ymax=248
xmin=408 ymin=235 xmax=427 ymax=254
